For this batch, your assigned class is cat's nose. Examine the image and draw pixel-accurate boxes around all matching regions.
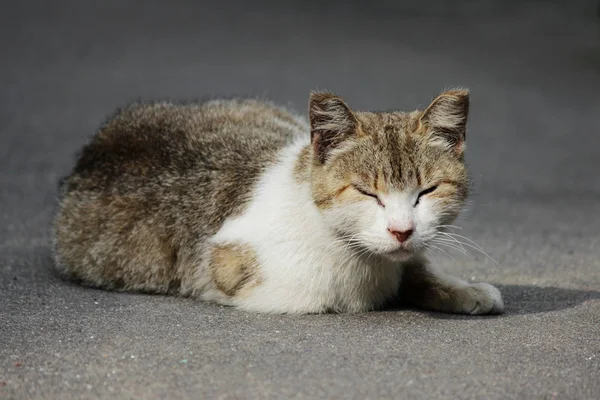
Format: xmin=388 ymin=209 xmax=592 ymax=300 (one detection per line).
xmin=388 ymin=228 xmax=413 ymax=243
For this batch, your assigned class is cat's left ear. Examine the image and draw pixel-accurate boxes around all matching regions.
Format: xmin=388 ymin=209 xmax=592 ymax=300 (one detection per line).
xmin=419 ymin=89 xmax=469 ymax=155
xmin=309 ymin=91 xmax=361 ymax=164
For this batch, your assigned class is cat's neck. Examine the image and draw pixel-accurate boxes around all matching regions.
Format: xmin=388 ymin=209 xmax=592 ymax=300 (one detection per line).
xmin=292 ymin=142 xmax=313 ymax=184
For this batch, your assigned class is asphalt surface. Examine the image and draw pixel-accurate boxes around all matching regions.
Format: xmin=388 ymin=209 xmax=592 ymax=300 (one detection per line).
xmin=1 ymin=1 xmax=599 ymax=399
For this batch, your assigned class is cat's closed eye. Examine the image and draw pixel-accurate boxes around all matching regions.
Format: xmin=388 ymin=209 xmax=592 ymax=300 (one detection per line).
xmin=414 ymin=185 xmax=438 ymax=206
xmin=353 ymin=184 xmax=384 ymax=208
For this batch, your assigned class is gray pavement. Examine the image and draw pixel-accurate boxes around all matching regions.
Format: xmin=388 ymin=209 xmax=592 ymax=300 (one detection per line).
xmin=1 ymin=1 xmax=599 ymax=398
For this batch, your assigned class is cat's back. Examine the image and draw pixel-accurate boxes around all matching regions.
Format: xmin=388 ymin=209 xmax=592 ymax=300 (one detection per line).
xmin=53 ymin=98 xmax=308 ymax=294
xmin=65 ymin=98 xmax=308 ymax=192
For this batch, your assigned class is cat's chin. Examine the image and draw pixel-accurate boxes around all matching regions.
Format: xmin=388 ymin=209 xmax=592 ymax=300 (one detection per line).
xmin=380 ymin=247 xmax=415 ymax=262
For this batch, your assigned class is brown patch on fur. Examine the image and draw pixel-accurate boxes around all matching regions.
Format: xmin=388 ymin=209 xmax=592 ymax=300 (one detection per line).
xmin=313 ymin=193 xmax=334 ymax=208
xmin=373 ymin=170 xmax=379 ymax=191
xmin=334 ymin=184 xmax=351 ymax=198
xmin=437 ymin=179 xmax=462 ymax=187
xmin=356 ymin=123 xmax=368 ymax=138
xmin=209 ymin=243 xmax=260 ymax=296
xmin=374 ymin=167 xmax=389 ymax=195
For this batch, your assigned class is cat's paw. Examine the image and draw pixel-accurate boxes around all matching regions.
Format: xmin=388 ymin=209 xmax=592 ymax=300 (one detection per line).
xmin=458 ymin=283 xmax=504 ymax=315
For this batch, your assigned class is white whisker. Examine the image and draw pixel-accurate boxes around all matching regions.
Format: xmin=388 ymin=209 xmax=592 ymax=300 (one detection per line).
xmin=437 ymin=232 xmax=501 ymax=269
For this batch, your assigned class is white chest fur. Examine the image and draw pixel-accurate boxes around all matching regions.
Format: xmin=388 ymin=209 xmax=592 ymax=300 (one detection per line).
xmin=210 ymin=140 xmax=401 ymax=313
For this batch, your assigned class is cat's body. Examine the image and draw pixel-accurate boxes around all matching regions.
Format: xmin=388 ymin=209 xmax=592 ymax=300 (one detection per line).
xmin=53 ymin=91 xmax=504 ymax=315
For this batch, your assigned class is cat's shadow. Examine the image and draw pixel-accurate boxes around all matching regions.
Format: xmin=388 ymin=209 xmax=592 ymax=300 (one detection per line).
xmin=47 ymin=256 xmax=598 ymax=317
xmin=392 ymin=284 xmax=600 ymax=318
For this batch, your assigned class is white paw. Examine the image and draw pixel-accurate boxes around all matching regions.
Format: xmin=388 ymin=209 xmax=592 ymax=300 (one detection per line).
xmin=460 ymin=283 xmax=504 ymax=315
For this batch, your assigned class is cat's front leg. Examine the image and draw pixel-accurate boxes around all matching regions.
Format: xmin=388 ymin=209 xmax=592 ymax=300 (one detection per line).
xmin=399 ymin=257 xmax=504 ymax=315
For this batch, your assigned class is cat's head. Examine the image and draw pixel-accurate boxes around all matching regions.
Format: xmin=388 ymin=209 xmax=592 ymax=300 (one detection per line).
xmin=307 ymin=89 xmax=470 ymax=261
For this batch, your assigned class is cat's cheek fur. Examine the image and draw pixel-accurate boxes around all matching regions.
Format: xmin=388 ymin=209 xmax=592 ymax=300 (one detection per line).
xmin=322 ymin=201 xmax=403 ymax=257
xmin=321 ymin=201 xmax=379 ymax=240
xmin=414 ymin=199 xmax=443 ymax=241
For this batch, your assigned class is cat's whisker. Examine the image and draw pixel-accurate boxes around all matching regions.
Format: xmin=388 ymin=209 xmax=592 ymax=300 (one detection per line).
xmin=436 ymin=231 xmax=469 ymax=255
xmin=431 ymin=238 xmax=474 ymax=260
xmin=356 ymin=247 xmax=375 ymax=260
xmin=318 ymin=234 xmax=376 ymax=261
xmin=432 ymin=225 xmax=502 ymax=269
xmin=426 ymin=243 xmax=456 ymax=262
xmin=435 ymin=232 xmax=501 ymax=269
xmin=436 ymin=224 xmax=463 ymax=231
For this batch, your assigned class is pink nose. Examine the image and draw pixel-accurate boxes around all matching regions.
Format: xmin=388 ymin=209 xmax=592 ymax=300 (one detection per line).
xmin=388 ymin=228 xmax=413 ymax=243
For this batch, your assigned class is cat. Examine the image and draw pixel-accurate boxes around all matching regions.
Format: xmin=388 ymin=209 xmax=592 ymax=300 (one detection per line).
xmin=52 ymin=89 xmax=504 ymax=315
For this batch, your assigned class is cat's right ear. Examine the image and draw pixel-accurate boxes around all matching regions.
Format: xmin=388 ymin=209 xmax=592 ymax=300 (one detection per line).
xmin=309 ymin=91 xmax=360 ymax=164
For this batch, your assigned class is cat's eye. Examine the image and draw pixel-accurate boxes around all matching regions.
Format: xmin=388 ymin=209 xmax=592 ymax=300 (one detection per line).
xmin=353 ymin=185 xmax=384 ymax=208
xmin=414 ymin=185 xmax=438 ymax=206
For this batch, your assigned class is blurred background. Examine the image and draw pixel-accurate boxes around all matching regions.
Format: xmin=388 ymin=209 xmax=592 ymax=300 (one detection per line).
xmin=1 ymin=1 xmax=600 ymax=398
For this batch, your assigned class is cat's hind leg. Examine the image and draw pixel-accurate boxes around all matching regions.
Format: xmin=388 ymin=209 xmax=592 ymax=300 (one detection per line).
xmin=399 ymin=257 xmax=504 ymax=315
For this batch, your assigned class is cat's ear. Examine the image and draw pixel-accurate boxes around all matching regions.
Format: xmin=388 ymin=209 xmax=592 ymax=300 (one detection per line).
xmin=309 ymin=91 xmax=361 ymax=164
xmin=419 ymin=89 xmax=469 ymax=155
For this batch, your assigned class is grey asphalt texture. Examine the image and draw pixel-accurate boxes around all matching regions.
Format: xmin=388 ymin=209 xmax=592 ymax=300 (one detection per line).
xmin=1 ymin=1 xmax=600 ymax=399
